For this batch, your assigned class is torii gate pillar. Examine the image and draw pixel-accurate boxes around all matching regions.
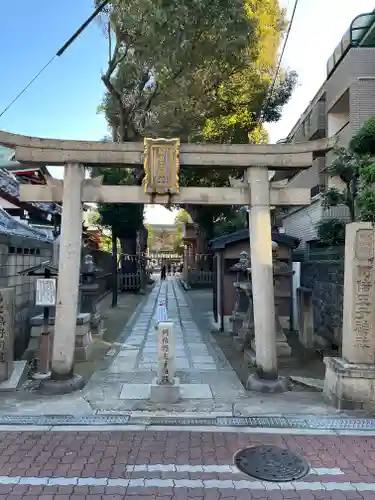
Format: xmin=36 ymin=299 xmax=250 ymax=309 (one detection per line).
xmin=44 ymin=163 xmax=85 ymax=393
xmin=246 ymin=167 xmax=289 ymax=393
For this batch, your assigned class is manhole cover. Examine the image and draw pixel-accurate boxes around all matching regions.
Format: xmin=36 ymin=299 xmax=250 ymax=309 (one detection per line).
xmin=234 ymin=445 xmax=310 ymax=482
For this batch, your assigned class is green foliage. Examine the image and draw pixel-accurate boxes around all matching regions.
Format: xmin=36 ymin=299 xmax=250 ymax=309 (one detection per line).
xmin=316 ymin=218 xmax=346 ymax=246
xmin=172 ymin=209 xmax=192 ymax=255
xmin=357 ymin=162 xmax=375 ymax=224
xmin=90 ymin=166 xmax=144 ymax=237
xmin=350 ymin=117 xmax=375 ymax=157
xmin=96 ymin=0 xmax=298 ymax=245
xmin=144 ymin=223 xmax=154 ymax=250
xmin=322 ymin=147 xmax=369 ymax=222
xmin=321 ymin=143 xmax=375 ymax=226
xmin=213 ymin=209 xmax=247 ymax=237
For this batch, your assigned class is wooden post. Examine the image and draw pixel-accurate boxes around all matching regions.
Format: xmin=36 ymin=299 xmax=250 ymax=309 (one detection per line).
xmin=47 ymin=163 xmax=85 ymax=392
xmin=111 ymin=229 xmax=118 ymax=308
xmin=246 ymin=167 xmax=289 ymax=393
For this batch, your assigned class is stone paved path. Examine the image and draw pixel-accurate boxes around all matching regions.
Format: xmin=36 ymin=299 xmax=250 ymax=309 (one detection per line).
xmin=115 ymin=279 xmax=217 ymax=373
xmin=1 ymin=429 xmax=375 ymax=498
xmin=83 ymin=278 xmax=246 ymax=412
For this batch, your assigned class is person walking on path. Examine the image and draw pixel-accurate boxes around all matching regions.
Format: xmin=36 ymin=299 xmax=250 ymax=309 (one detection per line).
xmin=160 ymin=264 xmax=166 ymax=280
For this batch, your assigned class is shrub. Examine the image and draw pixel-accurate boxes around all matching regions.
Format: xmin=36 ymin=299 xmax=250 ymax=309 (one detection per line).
xmin=350 ymin=117 xmax=375 ymax=156
xmin=316 ymin=218 xmax=346 ymax=246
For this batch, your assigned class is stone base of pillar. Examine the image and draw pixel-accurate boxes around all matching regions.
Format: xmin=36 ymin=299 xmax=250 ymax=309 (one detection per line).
xmin=149 ymin=377 xmax=181 ymax=403
xmin=246 ymin=373 xmax=290 ymax=393
xmin=37 ymin=373 xmax=85 ymax=395
xmin=324 ymin=357 xmax=375 ymax=410
xmin=26 ymin=313 xmax=94 ymax=362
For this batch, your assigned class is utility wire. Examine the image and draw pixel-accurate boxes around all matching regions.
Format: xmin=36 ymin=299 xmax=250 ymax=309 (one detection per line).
xmin=0 ymin=0 xmax=109 ymax=120
xmin=259 ymin=0 xmax=299 ymax=123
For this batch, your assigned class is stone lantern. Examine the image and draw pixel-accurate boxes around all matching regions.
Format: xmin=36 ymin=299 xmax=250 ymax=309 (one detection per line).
xmin=229 ymin=251 xmax=250 ymax=336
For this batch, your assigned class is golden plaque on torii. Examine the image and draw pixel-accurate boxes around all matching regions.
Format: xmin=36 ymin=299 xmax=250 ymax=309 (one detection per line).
xmin=143 ymin=138 xmax=180 ymax=195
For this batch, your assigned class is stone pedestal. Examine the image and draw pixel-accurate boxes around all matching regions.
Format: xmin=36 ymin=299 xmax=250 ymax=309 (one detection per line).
xmin=150 ymin=377 xmax=181 ymax=403
xmin=324 ymin=357 xmax=375 ymax=410
xmin=273 ymin=264 xmax=292 ymax=357
xmin=230 ymin=282 xmax=249 ymax=337
xmin=80 ymin=283 xmax=104 ymax=337
xmin=297 ymin=286 xmax=314 ymax=349
xmin=150 ymin=320 xmax=181 ymax=403
xmin=324 ymin=223 xmax=375 ymax=409
xmin=26 ymin=312 xmax=94 ymax=362
xmin=274 ymin=299 xmax=292 ymax=357
xmin=229 ymin=252 xmax=250 ymax=337
xmin=233 ymin=282 xmax=254 ymax=351
xmin=249 ymin=290 xmax=291 ymax=357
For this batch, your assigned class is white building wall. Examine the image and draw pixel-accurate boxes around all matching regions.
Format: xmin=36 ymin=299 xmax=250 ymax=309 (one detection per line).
xmin=282 ymin=198 xmax=323 ymax=248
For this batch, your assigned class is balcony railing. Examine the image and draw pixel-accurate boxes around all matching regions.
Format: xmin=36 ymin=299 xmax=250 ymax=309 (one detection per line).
xmin=327 ymin=11 xmax=375 ymax=77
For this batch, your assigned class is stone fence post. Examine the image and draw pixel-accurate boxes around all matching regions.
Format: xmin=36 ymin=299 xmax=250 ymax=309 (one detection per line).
xmin=324 ymin=222 xmax=375 ymax=409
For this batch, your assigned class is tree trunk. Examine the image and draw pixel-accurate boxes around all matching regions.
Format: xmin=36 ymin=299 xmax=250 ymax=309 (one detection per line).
xmin=119 ymin=233 xmax=137 ymax=274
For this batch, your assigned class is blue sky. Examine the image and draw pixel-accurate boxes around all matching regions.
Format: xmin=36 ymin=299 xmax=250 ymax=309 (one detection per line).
xmin=1 ymin=0 xmax=374 ymax=224
xmin=0 ymin=0 xmax=108 ymax=141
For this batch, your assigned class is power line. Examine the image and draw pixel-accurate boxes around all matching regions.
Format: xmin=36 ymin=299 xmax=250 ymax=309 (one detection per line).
xmin=0 ymin=0 xmax=109 ymax=120
xmin=260 ymin=0 xmax=299 ymax=123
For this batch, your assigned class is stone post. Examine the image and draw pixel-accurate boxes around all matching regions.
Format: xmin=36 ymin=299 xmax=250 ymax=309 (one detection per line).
xmin=230 ymin=251 xmax=250 ymax=338
xmin=52 ymin=234 xmax=60 ymax=268
xmin=80 ymin=254 xmax=103 ymax=337
xmin=324 ymin=222 xmax=375 ymax=409
xmin=246 ymin=167 xmax=288 ymax=393
xmin=46 ymin=163 xmax=85 ymax=393
xmin=0 ymin=287 xmax=15 ymax=383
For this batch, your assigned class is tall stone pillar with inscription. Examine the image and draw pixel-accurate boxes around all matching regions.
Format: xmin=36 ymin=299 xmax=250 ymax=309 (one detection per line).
xmin=0 ymin=288 xmax=15 ymax=383
xmin=324 ymin=223 xmax=375 ymax=409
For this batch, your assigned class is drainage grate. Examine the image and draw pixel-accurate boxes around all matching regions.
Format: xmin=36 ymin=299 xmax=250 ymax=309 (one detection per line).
xmin=234 ymin=445 xmax=310 ymax=482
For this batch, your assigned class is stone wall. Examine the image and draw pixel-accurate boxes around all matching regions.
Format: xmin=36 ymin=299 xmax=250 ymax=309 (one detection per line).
xmin=0 ymin=234 xmax=53 ymax=357
xmin=300 ymin=261 xmax=344 ymax=347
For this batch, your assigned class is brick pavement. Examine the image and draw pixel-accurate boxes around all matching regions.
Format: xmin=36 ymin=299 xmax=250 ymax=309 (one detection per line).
xmin=0 ymin=430 xmax=374 ymax=498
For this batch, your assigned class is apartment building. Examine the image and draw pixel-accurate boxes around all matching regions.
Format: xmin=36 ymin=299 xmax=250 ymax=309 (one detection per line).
xmin=280 ymin=10 xmax=375 ymax=248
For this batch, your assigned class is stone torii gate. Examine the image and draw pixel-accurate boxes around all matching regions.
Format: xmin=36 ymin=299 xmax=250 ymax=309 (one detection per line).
xmin=0 ymin=131 xmax=335 ymax=393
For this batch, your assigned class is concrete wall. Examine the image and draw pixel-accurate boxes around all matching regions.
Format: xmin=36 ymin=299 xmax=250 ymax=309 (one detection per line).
xmin=300 ymin=261 xmax=344 ymax=348
xmin=325 ymin=48 xmax=375 ymax=113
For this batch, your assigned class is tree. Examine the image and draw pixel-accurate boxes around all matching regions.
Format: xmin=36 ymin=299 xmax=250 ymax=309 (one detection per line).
xmin=321 ymin=147 xmax=368 ymax=223
xmin=349 ymin=117 xmax=375 ymax=224
xmin=318 ymin=130 xmax=375 ymax=237
xmin=173 ymin=209 xmax=192 ymax=255
xmin=144 ymin=223 xmax=154 ymax=251
xmin=96 ymin=0 xmax=297 ymax=252
xmin=96 ymin=0 xmax=253 ymax=141
xmin=350 ymin=116 xmax=375 ymax=157
xmin=91 ymin=166 xmax=144 ymax=271
xmin=316 ymin=218 xmax=346 ymax=246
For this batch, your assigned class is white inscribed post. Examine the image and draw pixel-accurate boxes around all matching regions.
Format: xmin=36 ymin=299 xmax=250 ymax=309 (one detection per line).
xmin=156 ymin=322 xmax=175 ymax=383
